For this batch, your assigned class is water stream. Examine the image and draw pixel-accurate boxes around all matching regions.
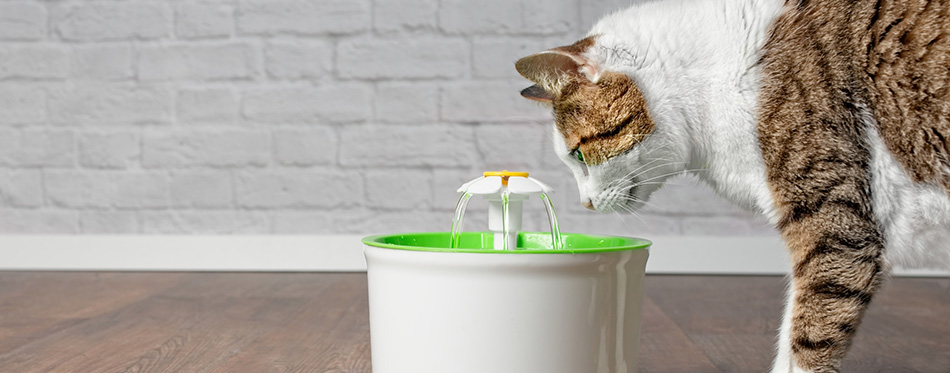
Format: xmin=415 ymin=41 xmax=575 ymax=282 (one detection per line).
xmin=449 ymin=190 xmax=563 ymax=250
xmin=540 ymin=192 xmax=563 ymax=250
xmin=449 ymin=192 xmax=473 ymax=248
xmin=500 ymin=192 xmax=510 ymax=251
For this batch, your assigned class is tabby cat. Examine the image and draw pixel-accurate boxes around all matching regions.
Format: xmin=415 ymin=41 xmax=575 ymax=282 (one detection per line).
xmin=515 ymin=0 xmax=950 ymax=372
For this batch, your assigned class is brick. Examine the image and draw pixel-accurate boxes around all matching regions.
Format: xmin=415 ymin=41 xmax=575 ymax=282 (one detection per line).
xmin=46 ymin=171 xmax=169 ymax=209
xmin=265 ymin=40 xmax=332 ymax=80
xmin=0 ymin=209 xmax=78 ymax=233
xmin=272 ymin=209 xmax=372 ymax=234
xmin=0 ymin=85 xmax=45 ymax=124
xmin=272 ymin=211 xmax=335 ymax=234
xmin=354 ymin=210 xmax=449 ymax=234
xmin=48 ymin=84 xmax=172 ymax=125
xmin=339 ymin=125 xmax=475 ymax=167
xmin=373 ymin=0 xmax=438 ymax=33
xmin=177 ymin=88 xmax=239 ymax=124
xmin=138 ymin=43 xmax=257 ymax=81
xmin=474 ymin=124 xmax=546 ymax=170
xmin=441 ymin=81 xmax=552 ymax=122
xmin=53 ymin=3 xmax=170 ymax=41
xmin=375 ymin=82 xmax=438 ymax=123
xmin=170 ymin=171 xmax=233 ymax=208
xmin=143 ymin=211 xmax=269 ymax=234
xmin=81 ymin=211 xmax=139 ymax=233
xmin=439 ymin=0 xmax=521 ymax=34
xmin=0 ymin=45 xmax=69 ymax=79
xmin=0 ymin=129 xmax=13 ymax=155
xmin=473 ymin=38 xmax=543 ymax=79
xmin=237 ymin=0 xmax=369 ymax=36
xmin=80 ymin=131 xmax=138 ymax=169
xmin=111 ymin=172 xmax=169 ymax=209
xmin=45 ymin=171 xmax=112 ymax=208
xmin=0 ymin=170 xmax=43 ymax=207
xmin=0 ymin=129 xmax=75 ymax=167
xmin=70 ymin=45 xmax=132 ymax=80
xmin=143 ymin=129 xmax=270 ymax=168
xmin=273 ymin=127 xmax=337 ymax=166
xmin=365 ymin=170 xmax=431 ymax=209
xmin=338 ymin=37 xmax=468 ymax=79
xmin=0 ymin=3 xmax=46 ymax=40
xmin=176 ymin=3 xmax=233 ymax=39
xmin=243 ymin=85 xmax=370 ymax=123
xmin=236 ymin=170 xmax=362 ymax=208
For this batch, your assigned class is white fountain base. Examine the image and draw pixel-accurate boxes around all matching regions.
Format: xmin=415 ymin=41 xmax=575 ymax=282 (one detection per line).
xmin=363 ymin=235 xmax=649 ymax=373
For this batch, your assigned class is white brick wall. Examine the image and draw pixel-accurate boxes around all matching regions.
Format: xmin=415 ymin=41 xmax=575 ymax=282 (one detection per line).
xmin=0 ymin=0 xmax=773 ymax=236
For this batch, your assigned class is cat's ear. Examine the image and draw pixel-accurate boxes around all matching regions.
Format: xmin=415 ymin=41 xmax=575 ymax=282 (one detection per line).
xmin=515 ymin=49 xmax=602 ymax=99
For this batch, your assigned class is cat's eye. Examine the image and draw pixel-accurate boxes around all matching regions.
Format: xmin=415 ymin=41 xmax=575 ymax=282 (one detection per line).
xmin=573 ymin=149 xmax=585 ymax=164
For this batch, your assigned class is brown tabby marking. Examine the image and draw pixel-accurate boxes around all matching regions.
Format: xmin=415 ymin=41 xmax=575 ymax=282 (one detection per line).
xmin=553 ymin=71 xmax=655 ymax=165
xmin=516 ymin=38 xmax=655 ymax=166
xmin=553 ymin=36 xmax=596 ymax=56
xmin=760 ymin=0 xmax=950 ymax=371
xmin=867 ymin=0 xmax=950 ymax=191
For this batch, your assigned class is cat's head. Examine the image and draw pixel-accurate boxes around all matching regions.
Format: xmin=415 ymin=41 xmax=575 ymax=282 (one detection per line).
xmin=516 ymin=37 xmax=687 ymax=212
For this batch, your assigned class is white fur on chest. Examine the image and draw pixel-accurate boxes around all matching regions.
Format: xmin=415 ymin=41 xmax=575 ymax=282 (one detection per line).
xmin=867 ymin=127 xmax=950 ymax=268
xmin=585 ymin=0 xmax=785 ymax=222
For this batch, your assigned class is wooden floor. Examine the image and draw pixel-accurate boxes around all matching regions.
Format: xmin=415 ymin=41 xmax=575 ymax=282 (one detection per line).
xmin=0 ymin=273 xmax=946 ymax=373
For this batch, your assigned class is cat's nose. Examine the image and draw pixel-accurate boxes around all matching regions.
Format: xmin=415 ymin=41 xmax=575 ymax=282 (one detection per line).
xmin=583 ymin=200 xmax=595 ymax=210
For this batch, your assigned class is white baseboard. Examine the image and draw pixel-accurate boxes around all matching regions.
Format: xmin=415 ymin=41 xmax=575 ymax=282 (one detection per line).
xmin=0 ymin=235 xmax=946 ymax=276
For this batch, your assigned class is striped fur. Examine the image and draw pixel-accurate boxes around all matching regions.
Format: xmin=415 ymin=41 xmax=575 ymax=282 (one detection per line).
xmin=760 ymin=1 xmax=949 ymax=370
xmin=517 ymin=0 xmax=950 ymax=371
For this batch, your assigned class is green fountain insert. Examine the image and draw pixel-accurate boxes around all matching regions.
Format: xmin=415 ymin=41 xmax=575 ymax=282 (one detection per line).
xmin=363 ymin=231 xmax=651 ymax=254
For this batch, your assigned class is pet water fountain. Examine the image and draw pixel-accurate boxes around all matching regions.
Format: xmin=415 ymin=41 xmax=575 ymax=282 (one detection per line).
xmin=362 ymin=171 xmax=651 ymax=373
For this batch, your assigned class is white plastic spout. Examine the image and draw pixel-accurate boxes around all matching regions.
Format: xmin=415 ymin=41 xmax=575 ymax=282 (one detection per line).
xmin=485 ymin=194 xmax=526 ymax=250
xmin=456 ymin=171 xmax=553 ymax=250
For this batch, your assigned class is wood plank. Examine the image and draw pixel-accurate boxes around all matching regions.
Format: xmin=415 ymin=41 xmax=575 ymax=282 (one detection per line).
xmin=842 ymin=277 xmax=950 ymax=372
xmin=0 ymin=272 xmax=192 ymax=354
xmin=642 ymin=275 xmax=785 ymax=372
xmin=689 ymin=334 xmax=778 ymax=372
xmin=209 ymin=273 xmax=367 ymax=372
xmin=0 ymin=295 xmax=213 ymax=372
xmin=0 ymin=272 xmax=190 ymax=320
xmin=644 ymin=275 xmax=785 ymax=335
xmin=638 ymin=297 xmax=720 ymax=372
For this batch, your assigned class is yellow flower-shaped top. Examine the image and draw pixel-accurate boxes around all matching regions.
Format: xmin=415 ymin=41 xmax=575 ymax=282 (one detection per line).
xmin=458 ymin=171 xmax=552 ymax=195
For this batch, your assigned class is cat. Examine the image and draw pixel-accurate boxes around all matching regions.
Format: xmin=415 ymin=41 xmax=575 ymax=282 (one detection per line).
xmin=515 ymin=0 xmax=950 ymax=372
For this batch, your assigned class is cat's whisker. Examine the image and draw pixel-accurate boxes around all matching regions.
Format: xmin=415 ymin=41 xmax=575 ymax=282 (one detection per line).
xmin=621 ymin=204 xmax=653 ymax=230
xmin=623 ymin=161 xmax=691 ymax=182
xmin=614 ymin=195 xmax=668 ymax=212
xmin=604 ymin=158 xmax=672 ymax=189
xmin=635 ymin=168 xmax=705 ymax=184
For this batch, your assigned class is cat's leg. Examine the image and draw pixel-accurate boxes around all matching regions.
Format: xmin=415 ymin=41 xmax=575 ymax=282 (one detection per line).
xmin=758 ymin=112 xmax=888 ymax=371
xmin=770 ymin=282 xmax=795 ymax=373
xmin=776 ymin=215 xmax=887 ymax=373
